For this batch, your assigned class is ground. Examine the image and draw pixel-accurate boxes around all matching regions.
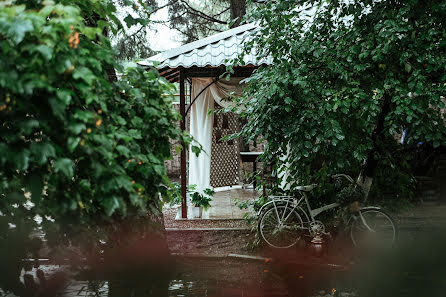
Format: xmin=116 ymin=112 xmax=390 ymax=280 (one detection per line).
xmin=164 ymin=200 xmax=446 ymax=258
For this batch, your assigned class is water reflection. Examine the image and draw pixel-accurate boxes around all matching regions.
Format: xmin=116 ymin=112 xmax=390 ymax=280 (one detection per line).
xmin=56 ymin=232 xmax=446 ymax=297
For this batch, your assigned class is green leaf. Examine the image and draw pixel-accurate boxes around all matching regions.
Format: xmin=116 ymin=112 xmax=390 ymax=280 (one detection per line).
xmin=116 ymin=145 xmax=131 ymax=157
xmin=128 ymin=129 xmax=142 ymax=139
xmin=11 ymin=150 xmax=30 ymax=171
xmin=124 ymin=15 xmax=138 ymax=27
xmin=73 ymin=110 xmax=95 ymax=122
xmin=68 ymin=123 xmax=86 ymax=134
xmin=53 ymin=158 xmax=74 ymax=178
xmin=114 ymin=116 xmax=127 ymax=126
xmin=7 ymin=18 xmax=33 ymax=44
xmin=30 ymin=142 xmax=56 ymax=165
xmin=67 ymin=137 xmax=81 ymax=152
xmin=35 ymin=45 xmax=53 ymax=60
xmin=131 ymin=116 xmax=143 ymax=127
xmin=73 ymin=67 xmax=96 ymax=85
xmin=335 ymin=134 xmax=345 ymax=140
xmin=82 ymin=27 xmax=100 ymax=39
xmin=129 ymin=193 xmax=143 ymax=207
xmin=56 ymin=89 xmax=72 ymax=105
xmin=102 ymin=196 xmax=120 ymax=216
xmin=49 ymin=97 xmax=66 ymax=119
xmin=20 ymin=119 xmax=39 ymax=134
xmin=191 ymin=145 xmax=201 ymax=157
xmin=79 ymin=179 xmax=91 ymax=190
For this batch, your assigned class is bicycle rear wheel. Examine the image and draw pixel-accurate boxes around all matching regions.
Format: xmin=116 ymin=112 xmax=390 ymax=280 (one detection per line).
xmin=350 ymin=209 xmax=397 ymax=249
xmin=258 ymin=205 xmax=304 ymax=248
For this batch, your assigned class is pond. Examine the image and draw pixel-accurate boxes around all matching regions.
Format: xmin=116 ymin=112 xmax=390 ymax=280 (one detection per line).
xmin=56 ymin=257 xmax=354 ymax=297
xmin=34 ymin=234 xmax=446 ymax=297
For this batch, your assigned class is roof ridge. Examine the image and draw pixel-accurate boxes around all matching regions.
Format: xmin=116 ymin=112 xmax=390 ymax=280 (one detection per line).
xmin=139 ymin=23 xmax=257 ymax=66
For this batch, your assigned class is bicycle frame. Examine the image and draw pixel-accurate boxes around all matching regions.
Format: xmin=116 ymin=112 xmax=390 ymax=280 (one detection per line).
xmin=258 ymin=192 xmax=340 ymax=225
xmin=257 ymin=173 xmax=359 ymax=224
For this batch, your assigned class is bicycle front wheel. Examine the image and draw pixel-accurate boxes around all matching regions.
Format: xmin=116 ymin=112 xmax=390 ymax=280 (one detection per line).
xmin=258 ymin=205 xmax=304 ymax=248
xmin=350 ymin=209 xmax=397 ymax=249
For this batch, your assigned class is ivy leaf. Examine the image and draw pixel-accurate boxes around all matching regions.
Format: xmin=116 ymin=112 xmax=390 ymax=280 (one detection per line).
xmin=68 ymin=123 xmax=86 ymax=135
xmin=11 ymin=150 xmax=30 ymax=171
xmin=53 ymin=158 xmax=74 ymax=179
xmin=128 ymin=129 xmax=142 ymax=139
xmin=7 ymin=18 xmax=33 ymax=44
xmin=30 ymin=142 xmax=56 ymax=165
xmin=35 ymin=45 xmax=53 ymax=60
xmin=67 ymin=137 xmax=81 ymax=152
xmin=56 ymin=89 xmax=72 ymax=105
xmin=49 ymin=97 xmax=66 ymax=119
xmin=116 ymin=145 xmax=130 ymax=157
xmin=124 ymin=15 xmax=138 ymax=27
xmin=129 ymin=193 xmax=143 ymax=208
xmin=73 ymin=67 xmax=95 ymax=85
xmin=20 ymin=119 xmax=39 ymax=135
xmin=102 ymin=196 xmax=119 ymax=217
xmin=191 ymin=145 xmax=201 ymax=157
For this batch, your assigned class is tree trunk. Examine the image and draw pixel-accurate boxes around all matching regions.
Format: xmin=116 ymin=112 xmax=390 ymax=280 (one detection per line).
xmin=357 ymin=94 xmax=391 ymax=200
xmin=229 ymin=0 xmax=246 ymax=27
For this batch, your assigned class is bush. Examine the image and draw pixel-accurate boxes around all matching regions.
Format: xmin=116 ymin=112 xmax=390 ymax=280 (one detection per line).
xmin=0 ymin=1 xmax=187 ymax=293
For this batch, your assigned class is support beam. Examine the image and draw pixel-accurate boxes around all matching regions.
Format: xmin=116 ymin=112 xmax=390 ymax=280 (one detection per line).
xmin=179 ymin=67 xmax=188 ymax=218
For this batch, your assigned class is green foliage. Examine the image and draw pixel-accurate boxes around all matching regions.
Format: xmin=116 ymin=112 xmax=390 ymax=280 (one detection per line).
xmin=190 ymin=188 xmax=214 ymax=210
xmin=0 ymin=0 xmax=190 ymax=293
xmin=236 ymin=0 xmax=446 ymax=204
xmin=335 ymin=185 xmax=364 ymax=206
xmin=234 ymin=194 xmax=269 ymax=224
xmin=368 ymin=141 xmax=417 ymax=211
xmin=167 ymin=182 xmax=182 ymax=206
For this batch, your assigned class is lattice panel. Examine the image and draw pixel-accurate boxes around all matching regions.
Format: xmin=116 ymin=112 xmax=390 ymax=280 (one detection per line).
xmin=210 ymin=106 xmax=240 ymax=187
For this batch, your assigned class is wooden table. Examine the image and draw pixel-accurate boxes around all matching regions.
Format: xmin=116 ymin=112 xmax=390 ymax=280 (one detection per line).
xmin=239 ymin=152 xmax=263 ymax=189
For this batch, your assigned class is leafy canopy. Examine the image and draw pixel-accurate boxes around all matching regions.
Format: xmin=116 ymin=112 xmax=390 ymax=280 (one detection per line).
xmin=236 ymin=0 xmax=446 ymax=201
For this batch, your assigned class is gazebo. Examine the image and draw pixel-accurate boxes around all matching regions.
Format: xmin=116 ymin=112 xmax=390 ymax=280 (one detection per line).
xmin=138 ymin=23 xmax=267 ymax=218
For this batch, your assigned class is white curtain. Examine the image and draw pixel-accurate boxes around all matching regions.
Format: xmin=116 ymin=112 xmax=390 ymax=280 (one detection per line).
xmin=188 ymin=77 xmax=244 ymax=218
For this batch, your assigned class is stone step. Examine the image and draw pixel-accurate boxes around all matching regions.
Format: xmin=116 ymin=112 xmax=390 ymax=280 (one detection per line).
xmin=419 ymin=195 xmax=440 ymax=201
xmin=415 ymin=175 xmax=436 ymax=181
xmin=416 ymin=183 xmax=439 ymax=190
xmin=416 ymin=188 xmax=438 ymax=195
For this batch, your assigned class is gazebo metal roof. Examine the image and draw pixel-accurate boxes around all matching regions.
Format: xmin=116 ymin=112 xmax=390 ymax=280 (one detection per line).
xmin=138 ymin=23 xmax=268 ymax=82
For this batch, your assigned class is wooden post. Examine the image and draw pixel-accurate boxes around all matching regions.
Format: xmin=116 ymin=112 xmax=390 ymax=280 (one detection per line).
xmin=179 ymin=68 xmax=187 ymax=218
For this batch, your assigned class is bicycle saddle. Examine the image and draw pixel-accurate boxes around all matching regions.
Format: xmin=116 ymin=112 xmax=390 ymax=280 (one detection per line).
xmin=296 ymin=184 xmax=317 ymax=192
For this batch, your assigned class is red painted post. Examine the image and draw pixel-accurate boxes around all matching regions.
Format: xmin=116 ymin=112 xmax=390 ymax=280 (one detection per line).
xmin=179 ymin=68 xmax=187 ymax=218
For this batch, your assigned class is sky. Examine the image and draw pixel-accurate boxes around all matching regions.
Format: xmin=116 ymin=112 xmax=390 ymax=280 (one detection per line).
xmin=114 ymin=0 xmax=181 ymax=55
xmin=146 ymin=5 xmax=182 ymax=52
xmin=148 ymin=7 xmax=181 ymax=51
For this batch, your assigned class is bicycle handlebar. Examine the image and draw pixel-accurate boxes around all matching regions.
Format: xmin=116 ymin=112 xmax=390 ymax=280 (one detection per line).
xmin=331 ymin=173 xmax=355 ymax=185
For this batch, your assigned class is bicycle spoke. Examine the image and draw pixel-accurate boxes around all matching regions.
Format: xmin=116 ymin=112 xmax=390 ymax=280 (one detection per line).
xmin=263 ymin=215 xmax=279 ymax=226
xmin=259 ymin=205 xmax=304 ymax=248
xmin=350 ymin=209 xmax=397 ymax=249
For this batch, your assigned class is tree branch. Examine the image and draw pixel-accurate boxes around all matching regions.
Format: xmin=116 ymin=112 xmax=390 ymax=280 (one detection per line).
xmin=180 ymin=0 xmax=228 ymax=25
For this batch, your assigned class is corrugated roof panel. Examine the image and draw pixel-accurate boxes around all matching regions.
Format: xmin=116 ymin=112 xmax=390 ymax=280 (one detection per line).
xmin=138 ymin=23 xmax=269 ymax=69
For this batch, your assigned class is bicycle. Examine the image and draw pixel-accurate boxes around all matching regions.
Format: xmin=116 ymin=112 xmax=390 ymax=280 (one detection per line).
xmin=257 ymin=174 xmax=398 ymax=249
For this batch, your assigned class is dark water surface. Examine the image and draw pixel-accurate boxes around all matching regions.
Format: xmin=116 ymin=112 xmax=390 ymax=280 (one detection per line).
xmin=57 ymin=257 xmax=355 ymax=297
xmin=56 ymin=233 xmax=446 ymax=297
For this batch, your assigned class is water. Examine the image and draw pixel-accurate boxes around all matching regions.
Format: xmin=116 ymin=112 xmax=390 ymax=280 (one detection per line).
xmin=27 ymin=236 xmax=446 ymax=297
xmin=55 ymin=257 xmax=349 ymax=297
